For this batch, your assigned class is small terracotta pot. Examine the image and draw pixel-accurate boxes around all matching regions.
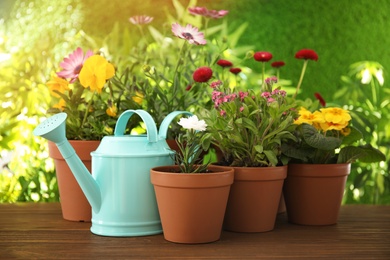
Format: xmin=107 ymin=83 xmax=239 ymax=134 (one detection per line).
xmin=222 ymin=165 xmax=287 ymax=233
xmin=283 ymin=163 xmax=351 ymax=225
xmin=48 ymin=140 xmax=100 ymax=222
xmin=150 ymin=165 xmax=234 ymax=244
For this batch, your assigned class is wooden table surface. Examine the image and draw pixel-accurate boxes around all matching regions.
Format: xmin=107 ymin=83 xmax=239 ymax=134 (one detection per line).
xmin=0 ymin=203 xmax=389 ymax=259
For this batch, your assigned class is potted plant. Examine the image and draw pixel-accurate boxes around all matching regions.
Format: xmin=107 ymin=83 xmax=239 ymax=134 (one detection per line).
xmin=150 ymin=115 xmax=234 ymax=244
xmin=198 ymin=51 xmax=302 ymax=233
xmin=45 ymin=47 xmax=141 ymax=221
xmin=282 ymin=104 xmax=386 ymax=225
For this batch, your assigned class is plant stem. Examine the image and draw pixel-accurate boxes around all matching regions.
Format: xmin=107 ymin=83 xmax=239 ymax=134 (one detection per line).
xmin=80 ymin=91 xmax=95 ymax=132
xmin=294 ymin=60 xmax=308 ymax=99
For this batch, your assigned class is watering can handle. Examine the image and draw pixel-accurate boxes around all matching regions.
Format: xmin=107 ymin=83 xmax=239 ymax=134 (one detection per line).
xmin=114 ymin=109 xmax=158 ymax=143
xmin=158 ymin=111 xmax=193 ymax=140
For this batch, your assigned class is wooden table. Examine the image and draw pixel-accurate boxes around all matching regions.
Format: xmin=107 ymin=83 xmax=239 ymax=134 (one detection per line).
xmin=0 ymin=203 xmax=389 ymax=259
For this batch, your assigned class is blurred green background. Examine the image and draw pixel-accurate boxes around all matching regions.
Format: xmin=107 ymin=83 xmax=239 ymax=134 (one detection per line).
xmin=0 ymin=0 xmax=389 ymax=203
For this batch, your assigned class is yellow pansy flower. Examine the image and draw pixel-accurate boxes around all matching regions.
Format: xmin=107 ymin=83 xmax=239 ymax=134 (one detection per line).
xmin=79 ymin=55 xmax=115 ymax=93
xmin=47 ymin=76 xmax=69 ymax=98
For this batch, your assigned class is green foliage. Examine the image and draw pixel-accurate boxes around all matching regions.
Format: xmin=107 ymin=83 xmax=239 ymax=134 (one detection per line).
xmin=334 ymin=61 xmax=390 ymax=204
xmin=0 ymin=0 xmax=86 ymax=202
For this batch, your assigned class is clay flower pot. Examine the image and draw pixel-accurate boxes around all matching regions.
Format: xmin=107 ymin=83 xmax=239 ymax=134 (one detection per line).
xmin=283 ymin=163 xmax=351 ymax=225
xmin=48 ymin=140 xmax=100 ymax=222
xmin=150 ymin=165 xmax=234 ymax=244
xmin=223 ymin=165 xmax=287 ymax=232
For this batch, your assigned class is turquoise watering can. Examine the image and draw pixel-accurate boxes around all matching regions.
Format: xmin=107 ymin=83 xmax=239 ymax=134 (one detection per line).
xmin=33 ymin=109 xmax=191 ymax=237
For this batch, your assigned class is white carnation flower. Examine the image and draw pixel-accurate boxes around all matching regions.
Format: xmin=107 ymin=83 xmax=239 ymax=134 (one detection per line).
xmin=178 ymin=115 xmax=207 ymax=131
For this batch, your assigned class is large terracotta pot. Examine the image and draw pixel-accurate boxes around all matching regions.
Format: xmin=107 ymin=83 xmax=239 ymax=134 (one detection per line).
xmin=150 ymin=165 xmax=234 ymax=244
xmin=283 ymin=163 xmax=351 ymax=225
xmin=223 ymin=166 xmax=287 ymax=232
xmin=48 ymin=140 xmax=100 ymax=222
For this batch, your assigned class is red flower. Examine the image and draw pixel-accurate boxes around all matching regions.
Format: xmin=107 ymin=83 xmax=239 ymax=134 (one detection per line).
xmin=217 ymin=59 xmax=233 ymax=67
xmin=295 ymin=49 xmax=318 ymax=61
xmin=193 ymin=66 xmax=213 ymax=83
xmin=271 ymin=61 xmax=285 ymax=68
xmin=314 ymin=92 xmax=326 ymax=107
xmin=186 ymin=84 xmax=192 ymax=91
xmin=253 ymin=51 xmax=273 ymax=62
xmin=229 ymin=68 xmax=241 ymax=74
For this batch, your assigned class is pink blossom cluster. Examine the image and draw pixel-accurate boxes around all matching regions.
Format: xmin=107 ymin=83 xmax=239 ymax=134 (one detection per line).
xmin=261 ymin=88 xmax=287 ymax=104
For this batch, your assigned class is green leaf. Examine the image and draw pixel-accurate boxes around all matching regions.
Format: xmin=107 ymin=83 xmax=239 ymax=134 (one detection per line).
xmin=338 ymin=144 xmax=386 ymax=163
xmin=254 ymin=145 xmax=263 ymax=153
xmin=263 ymin=150 xmax=278 ymax=166
xmin=341 ymin=126 xmax=363 ymax=145
xmin=301 ymin=124 xmax=341 ymax=150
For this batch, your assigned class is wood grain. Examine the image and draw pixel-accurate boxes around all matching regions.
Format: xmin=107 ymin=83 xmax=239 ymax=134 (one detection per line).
xmin=0 ymin=203 xmax=389 ymax=259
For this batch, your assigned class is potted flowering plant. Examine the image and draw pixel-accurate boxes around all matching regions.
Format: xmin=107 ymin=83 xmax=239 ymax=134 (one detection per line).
xmin=150 ymin=115 xmax=234 ymax=244
xmin=282 ymin=100 xmax=386 ymax=226
xmin=195 ymin=49 xmax=313 ymax=233
xmin=45 ymin=47 xmax=141 ymax=222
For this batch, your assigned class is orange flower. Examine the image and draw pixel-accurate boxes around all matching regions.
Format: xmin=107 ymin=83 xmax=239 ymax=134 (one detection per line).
xmin=106 ymin=104 xmax=117 ymax=117
xmin=52 ymin=99 xmax=66 ymax=111
xmin=47 ymin=76 xmax=69 ymax=98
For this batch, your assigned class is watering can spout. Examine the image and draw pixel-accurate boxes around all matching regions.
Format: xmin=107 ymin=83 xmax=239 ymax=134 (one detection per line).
xmin=33 ymin=113 xmax=101 ymax=213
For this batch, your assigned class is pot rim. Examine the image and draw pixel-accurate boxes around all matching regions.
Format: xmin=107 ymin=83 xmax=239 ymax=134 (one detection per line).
xmin=287 ymin=163 xmax=351 ymax=178
xmin=150 ymin=165 xmax=234 ymax=188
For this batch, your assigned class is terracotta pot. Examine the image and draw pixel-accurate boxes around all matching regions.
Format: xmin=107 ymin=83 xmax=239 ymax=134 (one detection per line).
xmin=150 ymin=165 xmax=234 ymax=244
xmin=223 ymin=166 xmax=287 ymax=233
xmin=283 ymin=163 xmax=351 ymax=225
xmin=48 ymin=140 xmax=100 ymax=222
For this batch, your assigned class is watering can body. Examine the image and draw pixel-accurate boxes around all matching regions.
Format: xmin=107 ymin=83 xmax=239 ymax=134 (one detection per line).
xmin=33 ymin=109 xmax=191 ymax=237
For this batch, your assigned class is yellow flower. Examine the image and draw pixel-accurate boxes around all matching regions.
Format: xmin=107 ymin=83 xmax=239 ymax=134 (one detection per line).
xmin=47 ymin=76 xmax=69 ymax=98
xmin=319 ymin=107 xmax=351 ymax=131
xmin=132 ymin=91 xmax=144 ymax=105
xmin=52 ymin=99 xmax=66 ymax=111
xmin=79 ymin=55 xmax=115 ymax=93
xmin=106 ymin=104 xmax=117 ymax=117
xmin=294 ymin=107 xmax=325 ymax=127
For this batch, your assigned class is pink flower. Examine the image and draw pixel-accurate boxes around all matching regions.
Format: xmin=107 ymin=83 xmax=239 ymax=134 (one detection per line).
xmin=253 ymin=51 xmax=273 ymax=62
xmin=171 ymin=23 xmax=206 ymax=45
xmin=265 ymin=76 xmax=278 ymax=85
xmin=57 ymin=47 xmax=93 ymax=83
xmin=239 ymin=106 xmax=244 ymax=112
xmin=261 ymin=92 xmax=271 ymax=98
xmin=210 ymin=80 xmax=223 ymax=89
xmin=220 ymin=110 xmax=226 ymax=116
xmin=188 ymin=6 xmax=229 ymax=19
xmin=238 ymin=91 xmax=248 ymax=101
xmin=129 ymin=15 xmax=153 ymax=25
xmin=193 ymin=66 xmax=213 ymax=82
